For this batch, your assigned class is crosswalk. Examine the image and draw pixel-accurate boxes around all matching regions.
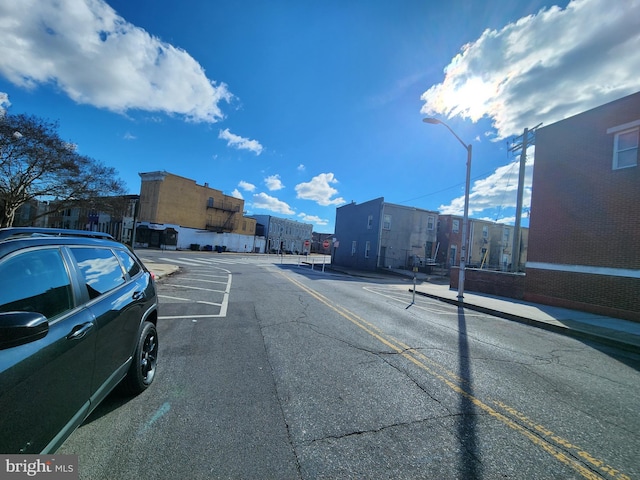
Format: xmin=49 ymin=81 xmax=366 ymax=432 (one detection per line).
xmin=140 ymin=255 xmax=316 ymax=268
xmin=156 ymin=256 xmax=257 ymax=266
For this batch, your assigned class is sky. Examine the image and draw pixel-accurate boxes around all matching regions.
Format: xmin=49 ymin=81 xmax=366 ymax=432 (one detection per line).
xmin=1 ymin=0 xmax=639 ymax=233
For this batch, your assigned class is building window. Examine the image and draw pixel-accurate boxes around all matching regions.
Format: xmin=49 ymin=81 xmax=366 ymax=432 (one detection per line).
xmin=452 ymin=220 xmax=460 ymax=233
xmin=383 ymin=214 xmax=391 ymax=230
xmin=367 ymin=215 xmax=373 ymax=229
xmin=427 ymin=216 xmax=435 ymax=231
xmin=482 ymin=225 xmax=488 ymax=238
xmin=365 ymin=241 xmax=371 ymax=258
xmin=613 ymin=128 xmax=639 ymax=169
xmin=207 ymin=197 xmax=214 ymax=208
xmin=351 ymin=241 xmax=357 ymax=256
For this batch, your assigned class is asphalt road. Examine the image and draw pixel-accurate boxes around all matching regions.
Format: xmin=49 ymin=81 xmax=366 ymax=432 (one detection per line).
xmin=59 ymin=251 xmax=640 ymax=479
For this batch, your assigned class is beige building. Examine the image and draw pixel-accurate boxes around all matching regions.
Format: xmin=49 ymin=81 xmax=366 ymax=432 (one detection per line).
xmin=137 ymin=171 xmax=259 ymax=251
xmin=469 ymin=219 xmax=528 ymax=271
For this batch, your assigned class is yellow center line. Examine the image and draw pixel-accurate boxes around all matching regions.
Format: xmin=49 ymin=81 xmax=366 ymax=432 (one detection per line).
xmin=278 ymin=271 xmax=630 ymax=480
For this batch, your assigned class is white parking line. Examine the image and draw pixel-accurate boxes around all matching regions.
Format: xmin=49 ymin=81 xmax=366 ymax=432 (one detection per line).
xmin=158 ymin=294 xmax=222 ymax=306
xmin=157 ymin=257 xmax=205 ymax=266
xmin=154 ymin=261 xmax=232 ymax=319
xmin=183 ymin=278 xmax=229 ymax=285
xmin=163 ymin=283 xmax=228 ymax=294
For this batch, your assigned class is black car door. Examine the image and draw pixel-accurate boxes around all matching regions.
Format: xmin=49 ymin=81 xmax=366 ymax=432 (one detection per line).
xmin=0 ymin=247 xmax=96 ymax=453
xmin=68 ymin=247 xmax=145 ymax=401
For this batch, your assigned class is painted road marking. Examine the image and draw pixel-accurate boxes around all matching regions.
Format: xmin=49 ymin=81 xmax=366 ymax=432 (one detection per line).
xmin=279 ymin=270 xmax=630 ymax=480
xmin=158 ymin=267 xmax=232 ymax=320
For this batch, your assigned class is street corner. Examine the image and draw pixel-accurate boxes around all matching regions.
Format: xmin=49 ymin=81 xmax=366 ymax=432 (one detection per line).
xmin=146 ymin=262 xmax=180 ymax=280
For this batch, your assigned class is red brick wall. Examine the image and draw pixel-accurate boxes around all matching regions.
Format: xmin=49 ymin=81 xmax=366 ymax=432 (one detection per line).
xmin=528 ymin=93 xmax=640 ymax=268
xmin=525 ymin=270 xmax=640 ymax=322
xmin=525 ymin=92 xmax=640 ymax=321
xmin=451 ymin=268 xmax=525 ymax=300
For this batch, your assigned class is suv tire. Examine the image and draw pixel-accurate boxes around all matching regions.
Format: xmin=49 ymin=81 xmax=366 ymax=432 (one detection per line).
xmin=120 ymin=321 xmax=158 ymax=395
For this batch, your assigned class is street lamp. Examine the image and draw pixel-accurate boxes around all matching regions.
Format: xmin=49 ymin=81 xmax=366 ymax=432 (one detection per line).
xmin=423 ymin=118 xmax=472 ymax=302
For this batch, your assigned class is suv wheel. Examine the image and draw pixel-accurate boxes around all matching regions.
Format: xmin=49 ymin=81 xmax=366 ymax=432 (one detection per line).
xmin=121 ymin=321 xmax=158 ymax=395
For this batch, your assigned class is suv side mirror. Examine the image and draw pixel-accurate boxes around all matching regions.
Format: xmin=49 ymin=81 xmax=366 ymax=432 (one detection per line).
xmin=0 ymin=312 xmax=49 ymax=350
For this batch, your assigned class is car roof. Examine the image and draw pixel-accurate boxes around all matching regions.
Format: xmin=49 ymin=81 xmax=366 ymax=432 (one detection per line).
xmin=0 ymin=227 xmax=114 ymax=242
xmin=0 ymin=228 xmax=124 ymax=258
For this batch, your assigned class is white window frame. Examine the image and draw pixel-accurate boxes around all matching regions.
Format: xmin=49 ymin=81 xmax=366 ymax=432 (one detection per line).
xmin=452 ymin=220 xmax=459 ymax=233
xmin=427 ymin=215 xmax=435 ymax=231
xmin=365 ymin=241 xmax=371 ymax=258
xmin=351 ymin=241 xmax=357 ymax=256
xmin=449 ymin=245 xmax=457 ymax=266
xmin=367 ymin=215 xmax=373 ymax=229
xmin=607 ymin=120 xmax=639 ymax=170
xmin=383 ymin=214 xmax=391 ymax=230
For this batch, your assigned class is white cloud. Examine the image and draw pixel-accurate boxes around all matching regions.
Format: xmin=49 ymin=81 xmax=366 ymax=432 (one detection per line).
xmin=238 ymin=180 xmax=256 ymax=192
xmin=231 ymin=189 xmax=243 ymax=199
xmin=439 ymin=153 xmax=534 ymax=216
xmin=298 ymin=213 xmax=329 ymax=226
xmin=264 ymin=174 xmax=284 ymax=191
xmin=252 ymin=192 xmax=294 ymax=215
xmin=123 ymin=132 xmax=136 ymax=140
xmin=0 ymin=0 xmax=232 ymax=122
xmin=218 ymin=128 xmax=263 ymax=155
xmin=0 ymin=92 xmax=10 ymax=116
xmin=297 ymin=164 xmax=305 ymax=172
xmin=420 ymin=0 xmax=640 ymax=139
xmin=295 ymin=173 xmax=346 ymax=207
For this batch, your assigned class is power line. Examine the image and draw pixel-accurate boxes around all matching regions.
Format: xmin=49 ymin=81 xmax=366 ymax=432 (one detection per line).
xmin=397 ymin=170 xmax=497 ymax=205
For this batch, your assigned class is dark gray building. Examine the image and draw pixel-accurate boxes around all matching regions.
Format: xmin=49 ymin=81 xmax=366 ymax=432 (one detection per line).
xmin=333 ymin=197 xmax=438 ymax=271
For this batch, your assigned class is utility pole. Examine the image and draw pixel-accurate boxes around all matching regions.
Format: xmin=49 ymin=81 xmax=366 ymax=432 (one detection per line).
xmin=508 ymin=124 xmax=540 ymax=272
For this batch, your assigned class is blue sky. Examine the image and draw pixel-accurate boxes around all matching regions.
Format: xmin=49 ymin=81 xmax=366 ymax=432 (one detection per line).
xmin=1 ymin=0 xmax=639 ymax=232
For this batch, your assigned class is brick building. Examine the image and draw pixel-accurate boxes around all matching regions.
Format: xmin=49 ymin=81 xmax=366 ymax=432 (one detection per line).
xmin=525 ymin=92 xmax=640 ymax=321
xmin=137 ymin=171 xmax=259 ymax=251
xmin=436 ymin=214 xmax=528 ymax=271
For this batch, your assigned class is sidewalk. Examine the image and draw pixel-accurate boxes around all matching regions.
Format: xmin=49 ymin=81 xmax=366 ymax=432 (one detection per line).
xmin=333 ymin=266 xmax=640 ymax=355
xmin=412 ymin=279 xmax=640 ymax=354
xmin=144 ymin=260 xmax=640 ymax=354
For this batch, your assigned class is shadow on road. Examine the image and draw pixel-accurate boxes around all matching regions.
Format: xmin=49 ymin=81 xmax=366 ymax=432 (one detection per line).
xmin=457 ymin=305 xmax=482 ymax=478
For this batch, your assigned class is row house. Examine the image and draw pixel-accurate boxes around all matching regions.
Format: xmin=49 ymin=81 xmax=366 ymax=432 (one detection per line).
xmin=248 ymin=215 xmax=313 ymax=254
xmin=437 ymin=215 xmax=528 ymax=272
xmin=12 ymin=199 xmax=49 ymax=228
xmin=16 ymin=195 xmax=139 ymax=245
xmin=333 ymin=197 xmax=438 ymax=271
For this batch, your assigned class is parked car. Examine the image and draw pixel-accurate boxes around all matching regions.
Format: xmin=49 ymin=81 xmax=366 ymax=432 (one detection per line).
xmin=0 ymin=228 xmax=159 ymax=453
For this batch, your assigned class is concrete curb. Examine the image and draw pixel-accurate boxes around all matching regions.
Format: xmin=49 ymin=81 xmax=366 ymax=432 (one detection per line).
xmin=411 ymin=288 xmax=640 ymax=354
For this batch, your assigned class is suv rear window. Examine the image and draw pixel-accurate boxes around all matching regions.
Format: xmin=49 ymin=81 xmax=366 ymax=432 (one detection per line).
xmin=0 ymin=249 xmax=73 ymax=319
xmin=70 ymin=247 xmax=126 ymax=299
xmin=115 ymin=249 xmax=142 ymax=278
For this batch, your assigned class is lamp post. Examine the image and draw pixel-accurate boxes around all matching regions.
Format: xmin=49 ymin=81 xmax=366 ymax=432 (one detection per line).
xmin=423 ymin=118 xmax=472 ymax=302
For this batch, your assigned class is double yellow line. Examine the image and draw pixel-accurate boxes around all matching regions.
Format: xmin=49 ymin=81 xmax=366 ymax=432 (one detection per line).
xmin=279 ymin=271 xmax=630 ymax=480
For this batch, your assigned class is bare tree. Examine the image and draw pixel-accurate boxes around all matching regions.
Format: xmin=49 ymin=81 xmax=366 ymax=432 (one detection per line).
xmin=0 ymin=113 xmax=126 ymax=227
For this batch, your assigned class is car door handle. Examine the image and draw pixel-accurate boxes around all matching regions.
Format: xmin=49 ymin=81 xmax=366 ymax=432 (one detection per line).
xmin=67 ymin=322 xmax=94 ymax=340
xmin=132 ymin=290 xmax=146 ymax=301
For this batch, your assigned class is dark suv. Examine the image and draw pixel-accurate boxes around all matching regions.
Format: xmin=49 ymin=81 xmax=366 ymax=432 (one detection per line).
xmin=0 ymin=228 xmax=158 ymax=453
